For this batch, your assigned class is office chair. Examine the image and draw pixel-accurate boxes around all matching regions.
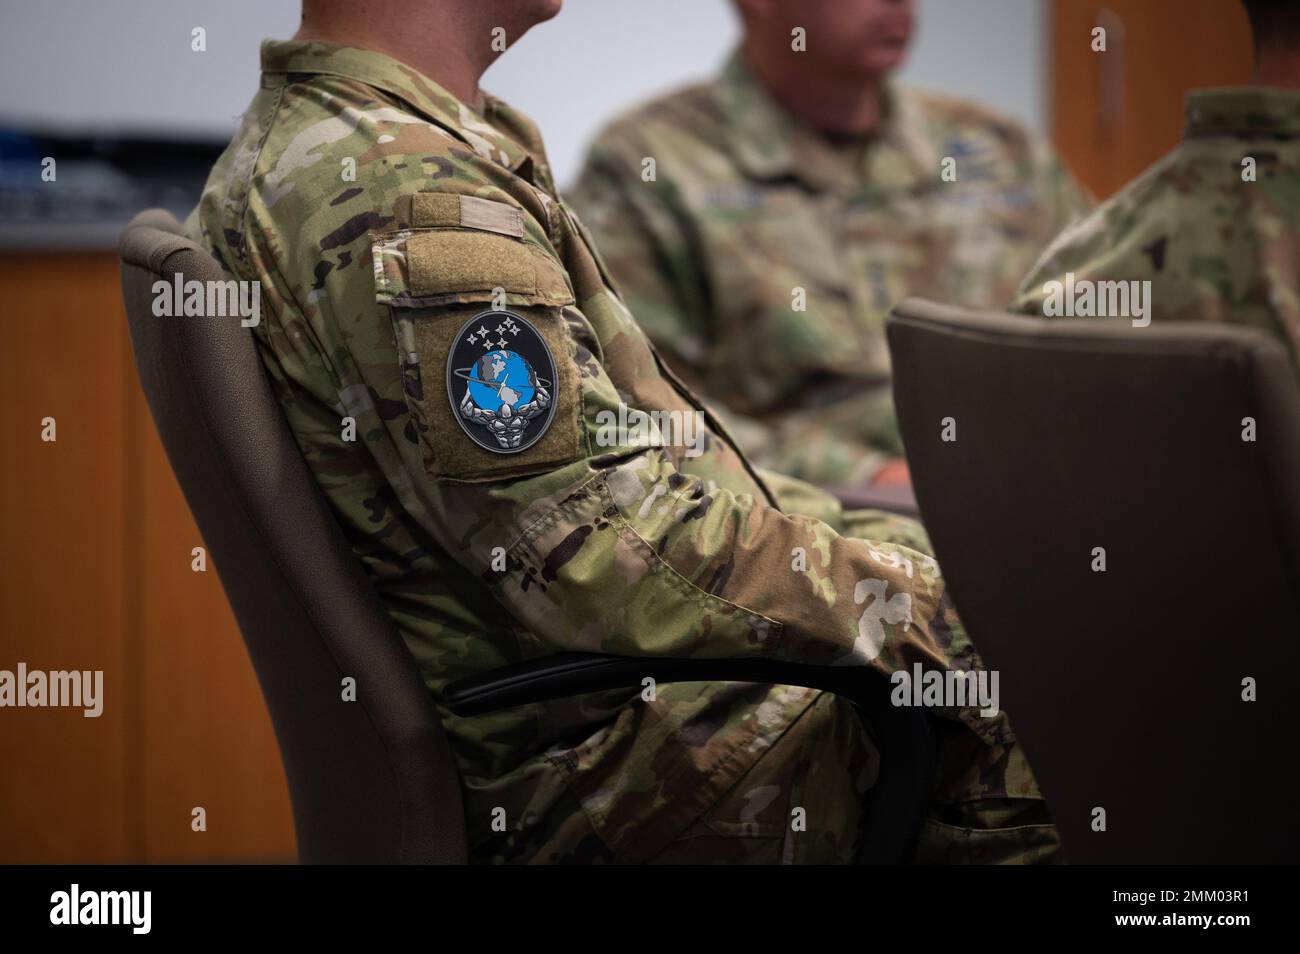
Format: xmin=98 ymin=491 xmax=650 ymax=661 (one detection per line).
xmin=888 ymin=297 xmax=1300 ymax=864
xmin=119 ymin=210 xmax=936 ymax=864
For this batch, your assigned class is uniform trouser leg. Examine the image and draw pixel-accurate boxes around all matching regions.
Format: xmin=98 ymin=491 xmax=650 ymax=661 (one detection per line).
xmin=641 ymin=510 xmax=1062 ymax=863
xmin=642 ymin=693 xmax=1061 ymax=864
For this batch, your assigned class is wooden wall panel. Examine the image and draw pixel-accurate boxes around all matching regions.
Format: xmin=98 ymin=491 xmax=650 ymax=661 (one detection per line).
xmin=0 ymin=252 xmax=294 ymax=862
xmin=0 ymin=254 xmax=130 ymax=862
xmin=128 ymin=378 xmax=295 ymax=862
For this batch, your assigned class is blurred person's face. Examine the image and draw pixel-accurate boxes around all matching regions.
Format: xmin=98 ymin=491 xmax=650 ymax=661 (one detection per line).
xmin=739 ymin=0 xmax=915 ymax=78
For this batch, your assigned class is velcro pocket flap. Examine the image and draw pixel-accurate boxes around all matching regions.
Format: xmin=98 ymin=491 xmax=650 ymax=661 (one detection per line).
xmin=373 ymin=227 xmax=574 ymax=309
xmin=409 ymin=192 xmax=526 ymax=237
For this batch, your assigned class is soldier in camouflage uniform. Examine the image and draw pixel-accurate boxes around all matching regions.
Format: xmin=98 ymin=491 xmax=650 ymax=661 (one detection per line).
xmin=570 ymin=0 xmax=1089 ymax=487
xmin=1013 ymin=1 xmax=1300 ymax=363
xmin=187 ymin=0 xmax=1057 ymax=864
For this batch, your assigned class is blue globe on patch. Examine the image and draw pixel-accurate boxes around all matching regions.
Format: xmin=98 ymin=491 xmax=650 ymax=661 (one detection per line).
xmin=462 ymin=350 xmax=536 ymax=413
xmin=448 ymin=310 xmax=557 ymax=453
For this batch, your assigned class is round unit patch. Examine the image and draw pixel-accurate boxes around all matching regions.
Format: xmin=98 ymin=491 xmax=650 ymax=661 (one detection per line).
xmin=447 ymin=310 xmax=557 ymax=454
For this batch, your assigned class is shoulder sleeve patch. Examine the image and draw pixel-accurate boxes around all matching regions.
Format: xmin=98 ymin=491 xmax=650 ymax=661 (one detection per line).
xmin=371 ymin=210 xmax=583 ymax=482
xmin=390 ymin=304 xmax=585 ymax=483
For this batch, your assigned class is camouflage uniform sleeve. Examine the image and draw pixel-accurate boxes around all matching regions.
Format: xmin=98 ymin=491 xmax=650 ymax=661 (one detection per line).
xmin=567 ymin=138 xmax=711 ymax=381
xmin=240 ymin=121 xmax=976 ymax=705
xmin=1009 ymin=185 xmax=1157 ymax=317
xmin=501 ymin=448 xmax=961 ymax=676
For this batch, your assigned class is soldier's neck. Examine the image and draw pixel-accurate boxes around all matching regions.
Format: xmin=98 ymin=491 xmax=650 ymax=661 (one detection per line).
xmin=293 ymin=16 xmax=493 ymax=107
xmin=741 ymin=43 xmax=885 ymax=137
xmin=1253 ymin=47 xmax=1300 ymax=90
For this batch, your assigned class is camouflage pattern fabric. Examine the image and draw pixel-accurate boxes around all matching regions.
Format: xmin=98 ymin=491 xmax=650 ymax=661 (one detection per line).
xmin=187 ymin=39 xmax=1058 ymax=864
xmin=569 ymin=53 xmax=1090 ymax=485
xmin=1012 ymin=87 xmax=1300 ymax=367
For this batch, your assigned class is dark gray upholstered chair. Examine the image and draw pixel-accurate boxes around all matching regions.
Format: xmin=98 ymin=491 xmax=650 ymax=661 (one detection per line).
xmin=120 ymin=209 xmax=468 ymax=864
xmin=119 ymin=210 xmax=934 ymax=865
xmin=888 ymin=297 xmax=1300 ymax=864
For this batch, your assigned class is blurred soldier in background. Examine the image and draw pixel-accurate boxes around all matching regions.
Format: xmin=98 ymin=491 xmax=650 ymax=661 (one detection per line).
xmin=571 ymin=0 xmax=1089 ymax=489
xmin=1013 ymin=0 xmax=1300 ymax=367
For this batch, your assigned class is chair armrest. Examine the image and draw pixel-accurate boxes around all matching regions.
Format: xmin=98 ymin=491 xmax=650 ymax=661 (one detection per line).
xmin=447 ymin=652 xmax=883 ymax=716
xmin=826 ymin=483 xmax=919 ymax=516
xmin=445 ymin=653 xmax=935 ymax=864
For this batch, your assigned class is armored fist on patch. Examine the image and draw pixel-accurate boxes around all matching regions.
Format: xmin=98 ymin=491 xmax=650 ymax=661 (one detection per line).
xmin=448 ymin=310 xmax=557 ymax=453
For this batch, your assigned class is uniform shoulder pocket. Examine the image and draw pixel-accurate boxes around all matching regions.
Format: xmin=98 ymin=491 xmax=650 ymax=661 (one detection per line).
xmin=372 ymin=195 xmax=585 ymax=483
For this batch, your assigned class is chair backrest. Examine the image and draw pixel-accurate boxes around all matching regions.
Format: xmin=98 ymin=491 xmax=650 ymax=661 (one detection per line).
xmin=119 ymin=209 xmax=466 ymax=863
xmin=888 ymin=297 xmax=1300 ymax=864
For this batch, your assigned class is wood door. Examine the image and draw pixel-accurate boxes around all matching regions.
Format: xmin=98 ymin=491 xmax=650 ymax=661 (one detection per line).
xmin=1051 ymin=0 xmax=1254 ymax=200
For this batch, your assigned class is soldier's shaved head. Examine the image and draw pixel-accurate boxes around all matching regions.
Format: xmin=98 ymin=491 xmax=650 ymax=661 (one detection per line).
xmin=1241 ymin=0 xmax=1300 ymax=88
xmin=1243 ymin=0 xmax=1300 ymax=50
xmin=297 ymin=0 xmax=562 ymax=103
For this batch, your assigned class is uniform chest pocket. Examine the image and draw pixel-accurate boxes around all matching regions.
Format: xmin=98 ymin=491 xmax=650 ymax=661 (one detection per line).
xmin=373 ymin=220 xmax=587 ymax=483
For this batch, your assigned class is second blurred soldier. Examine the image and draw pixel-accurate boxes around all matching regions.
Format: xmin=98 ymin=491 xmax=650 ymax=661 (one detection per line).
xmin=571 ymin=0 xmax=1089 ymax=487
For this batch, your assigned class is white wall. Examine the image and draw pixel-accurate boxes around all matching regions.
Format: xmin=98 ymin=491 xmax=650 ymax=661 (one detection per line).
xmin=0 ymin=0 xmax=302 ymax=135
xmin=491 ymin=0 xmax=1047 ymax=187
xmin=0 ymin=0 xmax=1046 ymax=188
